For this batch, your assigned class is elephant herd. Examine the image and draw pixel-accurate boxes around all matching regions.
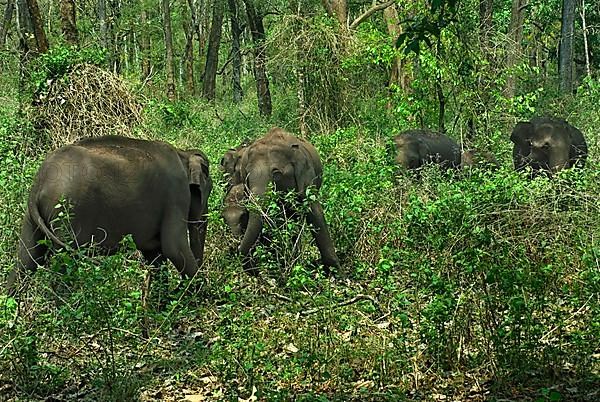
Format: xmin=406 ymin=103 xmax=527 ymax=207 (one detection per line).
xmin=5 ymin=117 xmax=589 ymax=294
xmin=392 ymin=117 xmax=588 ymax=175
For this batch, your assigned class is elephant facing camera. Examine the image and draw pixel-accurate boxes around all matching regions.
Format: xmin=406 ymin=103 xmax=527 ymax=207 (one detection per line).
xmin=510 ymin=117 xmax=588 ymax=177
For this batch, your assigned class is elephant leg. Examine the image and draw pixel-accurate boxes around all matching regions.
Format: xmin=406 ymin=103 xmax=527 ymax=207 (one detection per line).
xmin=306 ymin=201 xmax=340 ymax=271
xmin=7 ymin=215 xmax=48 ymax=296
xmin=160 ymin=214 xmax=199 ymax=280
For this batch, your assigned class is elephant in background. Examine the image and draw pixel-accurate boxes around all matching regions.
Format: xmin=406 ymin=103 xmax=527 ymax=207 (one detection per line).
xmin=221 ymin=127 xmax=340 ymax=273
xmin=392 ymin=129 xmax=461 ymax=170
xmin=7 ymin=135 xmax=212 ymax=295
xmin=511 ymin=117 xmax=588 ymax=175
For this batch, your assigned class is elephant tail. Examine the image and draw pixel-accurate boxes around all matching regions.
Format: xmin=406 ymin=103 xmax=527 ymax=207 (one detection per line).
xmin=29 ymin=199 xmax=69 ymax=249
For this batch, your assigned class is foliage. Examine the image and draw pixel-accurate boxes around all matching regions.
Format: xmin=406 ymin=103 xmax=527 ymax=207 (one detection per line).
xmin=1 ymin=0 xmax=600 ymax=399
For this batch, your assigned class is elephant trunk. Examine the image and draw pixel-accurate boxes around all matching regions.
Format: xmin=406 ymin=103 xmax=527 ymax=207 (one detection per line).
xmin=548 ymin=145 xmax=570 ymax=173
xmin=238 ymin=171 xmax=269 ymax=260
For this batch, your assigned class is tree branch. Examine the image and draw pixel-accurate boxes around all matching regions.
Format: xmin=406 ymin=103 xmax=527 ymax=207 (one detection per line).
xmin=349 ymin=0 xmax=395 ymax=30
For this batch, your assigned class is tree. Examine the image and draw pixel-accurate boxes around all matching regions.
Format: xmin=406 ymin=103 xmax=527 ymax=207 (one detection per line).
xmin=202 ymin=0 xmax=224 ymax=100
xmin=0 ymin=0 xmax=15 ymax=48
xmin=228 ymin=0 xmax=243 ymax=103
xmin=559 ymin=0 xmax=576 ymax=93
xmin=59 ymin=0 xmax=78 ymax=46
xmin=139 ymin=6 xmax=151 ymax=80
xmin=321 ymin=0 xmax=347 ymax=28
xmin=183 ymin=0 xmax=195 ymax=94
xmin=24 ymin=0 xmax=48 ymax=53
xmin=97 ymin=0 xmax=108 ymax=48
xmin=243 ymin=0 xmax=271 ymax=117
xmin=479 ymin=0 xmax=493 ymax=45
xmin=505 ymin=0 xmax=526 ymax=98
xmin=162 ymin=0 xmax=176 ymax=100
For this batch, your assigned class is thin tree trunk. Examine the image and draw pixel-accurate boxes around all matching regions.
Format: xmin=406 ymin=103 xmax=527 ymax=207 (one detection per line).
xmin=580 ymin=0 xmax=590 ymax=78
xmin=0 ymin=0 xmax=15 ymax=48
xmin=243 ymin=0 xmax=271 ymax=116
xmin=202 ymin=0 xmax=224 ymax=100
xmin=59 ymin=0 xmax=78 ymax=46
xmin=183 ymin=4 xmax=195 ymax=95
xmin=140 ymin=7 xmax=150 ymax=80
xmin=162 ymin=0 xmax=176 ymax=100
xmin=479 ymin=0 xmax=493 ymax=44
xmin=97 ymin=0 xmax=108 ymax=48
xmin=504 ymin=0 xmax=526 ymax=98
xmin=383 ymin=4 xmax=410 ymax=92
xmin=228 ymin=0 xmax=243 ymax=103
xmin=24 ymin=0 xmax=48 ymax=53
xmin=559 ymin=0 xmax=576 ymax=93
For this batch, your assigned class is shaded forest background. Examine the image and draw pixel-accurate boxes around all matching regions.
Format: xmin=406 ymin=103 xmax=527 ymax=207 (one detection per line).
xmin=0 ymin=0 xmax=599 ymax=400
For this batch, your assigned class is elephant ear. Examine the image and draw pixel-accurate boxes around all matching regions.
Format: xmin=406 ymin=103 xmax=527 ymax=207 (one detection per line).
xmin=510 ymin=122 xmax=533 ymax=145
xmin=187 ymin=152 xmax=210 ymax=188
xmin=291 ymin=143 xmax=318 ymax=195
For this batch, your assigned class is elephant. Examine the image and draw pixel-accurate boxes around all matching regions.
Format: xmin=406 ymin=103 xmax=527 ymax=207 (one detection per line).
xmin=6 ymin=135 xmax=212 ymax=295
xmin=510 ymin=117 xmax=588 ymax=175
xmin=392 ymin=129 xmax=461 ymax=170
xmin=223 ymin=127 xmax=340 ymax=273
xmin=222 ymin=183 xmax=248 ymax=237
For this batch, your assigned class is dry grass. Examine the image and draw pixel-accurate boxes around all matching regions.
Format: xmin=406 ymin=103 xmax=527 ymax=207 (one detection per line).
xmin=32 ymin=64 xmax=143 ymax=148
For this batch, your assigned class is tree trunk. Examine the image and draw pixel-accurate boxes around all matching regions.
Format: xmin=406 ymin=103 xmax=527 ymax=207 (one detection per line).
xmin=243 ymin=0 xmax=271 ymax=117
xmin=162 ymin=0 xmax=176 ymax=100
xmin=383 ymin=4 xmax=411 ymax=92
xmin=97 ymin=0 xmax=108 ymax=48
xmin=24 ymin=0 xmax=48 ymax=53
xmin=228 ymin=0 xmax=243 ymax=103
xmin=183 ymin=24 xmax=195 ymax=95
xmin=580 ymin=0 xmax=590 ymax=78
xmin=183 ymin=0 xmax=195 ymax=95
xmin=59 ymin=0 xmax=78 ymax=46
xmin=140 ymin=7 xmax=150 ymax=80
xmin=322 ymin=0 xmax=347 ymax=28
xmin=479 ymin=0 xmax=493 ymax=44
xmin=0 ymin=0 xmax=15 ymax=48
xmin=559 ymin=0 xmax=576 ymax=93
xmin=202 ymin=0 xmax=224 ymax=100
xmin=504 ymin=0 xmax=526 ymax=98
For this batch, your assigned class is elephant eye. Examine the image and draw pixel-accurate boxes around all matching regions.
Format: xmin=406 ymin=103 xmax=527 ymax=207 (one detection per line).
xmin=542 ymin=143 xmax=550 ymax=149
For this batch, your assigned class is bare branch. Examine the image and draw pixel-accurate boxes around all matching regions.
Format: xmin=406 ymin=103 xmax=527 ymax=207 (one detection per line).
xmin=349 ymin=0 xmax=395 ymax=30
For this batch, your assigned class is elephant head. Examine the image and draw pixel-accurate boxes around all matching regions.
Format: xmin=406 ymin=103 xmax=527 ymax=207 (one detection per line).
xmin=220 ymin=139 xmax=251 ymax=186
xmin=233 ymin=127 xmax=339 ymax=271
xmin=392 ymin=130 xmax=461 ymax=170
xmin=178 ymin=149 xmax=213 ymax=264
xmin=222 ymin=183 xmax=248 ymax=237
xmin=510 ymin=117 xmax=588 ymax=175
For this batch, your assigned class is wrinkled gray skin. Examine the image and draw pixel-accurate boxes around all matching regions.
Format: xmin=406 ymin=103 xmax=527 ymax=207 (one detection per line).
xmin=511 ymin=117 xmax=588 ymax=176
xmin=7 ymin=135 xmax=212 ymax=295
xmin=393 ymin=129 xmax=461 ymax=170
xmin=223 ymin=128 xmax=340 ymax=272
xmin=222 ymin=183 xmax=247 ymax=237
xmin=220 ymin=141 xmax=251 ymax=237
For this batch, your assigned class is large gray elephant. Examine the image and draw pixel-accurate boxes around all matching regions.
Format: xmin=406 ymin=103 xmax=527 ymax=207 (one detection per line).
xmin=392 ymin=129 xmax=461 ymax=170
xmin=7 ymin=135 xmax=212 ymax=294
xmin=510 ymin=117 xmax=588 ymax=175
xmin=222 ymin=128 xmax=340 ymax=273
